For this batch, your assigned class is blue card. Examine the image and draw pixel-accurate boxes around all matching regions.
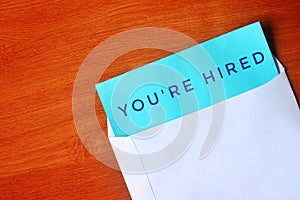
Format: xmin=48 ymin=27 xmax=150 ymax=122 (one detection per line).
xmin=96 ymin=22 xmax=278 ymax=137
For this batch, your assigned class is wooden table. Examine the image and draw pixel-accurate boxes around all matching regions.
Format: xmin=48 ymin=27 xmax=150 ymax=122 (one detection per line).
xmin=1 ymin=0 xmax=299 ymax=199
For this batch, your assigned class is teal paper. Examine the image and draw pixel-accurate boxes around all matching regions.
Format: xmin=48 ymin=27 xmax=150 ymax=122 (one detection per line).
xmin=96 ymin=22 xmax=278 ymax=137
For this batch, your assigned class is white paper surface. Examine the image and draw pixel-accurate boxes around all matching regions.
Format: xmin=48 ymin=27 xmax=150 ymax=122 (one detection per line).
xmin=108 ymin=60 xmax=300 ymax=200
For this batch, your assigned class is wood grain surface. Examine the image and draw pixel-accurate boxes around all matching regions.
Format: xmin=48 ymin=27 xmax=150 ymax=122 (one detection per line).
xmin=1 ymin=0 xmax=299 ymax=199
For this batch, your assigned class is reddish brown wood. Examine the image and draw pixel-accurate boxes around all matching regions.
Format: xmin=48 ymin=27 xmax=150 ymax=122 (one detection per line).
xmin=1 ymin=0 xmax=299 ymax=199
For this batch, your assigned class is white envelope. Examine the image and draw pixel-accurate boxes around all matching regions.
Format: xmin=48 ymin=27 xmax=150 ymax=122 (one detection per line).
xmin=108 ymin=59 xmax=300 ymax=200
